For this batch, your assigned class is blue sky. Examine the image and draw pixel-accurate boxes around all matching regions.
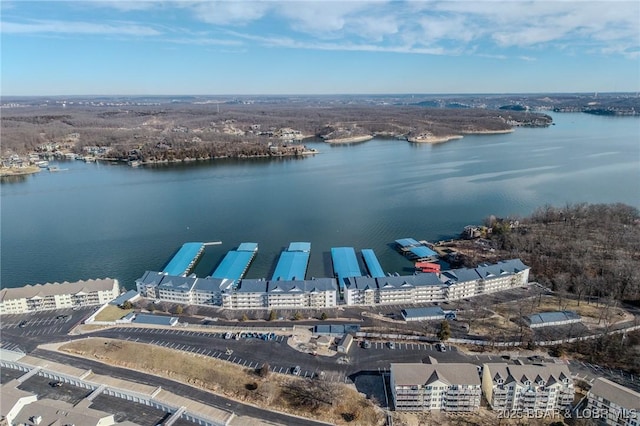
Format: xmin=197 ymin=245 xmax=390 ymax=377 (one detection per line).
xmin=1 ymin=0 xmax=639 ymax=95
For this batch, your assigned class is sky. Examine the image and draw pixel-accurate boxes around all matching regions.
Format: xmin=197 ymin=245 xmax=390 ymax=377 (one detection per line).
xmin=1 ymin=0 xmax=639 ymax=96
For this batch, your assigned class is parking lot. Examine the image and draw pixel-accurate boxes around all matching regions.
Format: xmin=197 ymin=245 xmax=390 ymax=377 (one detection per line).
xmin=17 ymin=373 xmax=91 ymax=405
xmin=90 ymin=393 xmax=172 ymax=425
xmin=1 ymin=364 xmax=26 ymax=384
xmin=101 ymin=327 xmax=323 ymax=380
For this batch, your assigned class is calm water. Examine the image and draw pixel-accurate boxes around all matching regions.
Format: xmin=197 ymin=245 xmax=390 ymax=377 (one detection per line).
xmin=2 ymin=113 xmax=639 ymax=289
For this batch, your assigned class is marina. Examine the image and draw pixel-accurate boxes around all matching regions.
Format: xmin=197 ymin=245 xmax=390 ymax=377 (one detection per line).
xmin=271 ymin=242 xmax=311 ymax=281
xmin=395 ymin=238 xmax=439 ymax=261
xmin=209 ymin=243 xmax=259 ymax=286
xmin=361 ymin=249 xmax=386 ymax=278
xmin=162 ymin=242 xmax=205 ymax=277
xmin=137 ymin=240 xmax=530 ymax=309
xmin=330 ymin=247 xmax=363 ymax=290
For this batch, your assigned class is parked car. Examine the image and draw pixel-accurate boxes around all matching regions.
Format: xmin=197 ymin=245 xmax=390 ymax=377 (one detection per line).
xmin=49 ymin=381 xmax=63 ymax=387
xmin=362 ymin=340 xmax=372 ymax=349
xmin=292 ymin=365 xmax=301 ymax=376
xmin=436 ymin=343 xmax=447 ymax=352
xmin=387 ymin=341 xmax=396 ymax=349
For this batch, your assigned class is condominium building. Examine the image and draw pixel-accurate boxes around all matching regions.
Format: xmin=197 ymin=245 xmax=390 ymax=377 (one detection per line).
xmin=442 ymin=259 xmax=531 ymax=300
xmin=345 ymin=259 xmax=530 ymax=306
xmin=0 ymin=278 xmax=120 ymax=315
xmin=221 ymin=278 xmax=338 ymax=309
xmin=391 ymin=363 xmax=482 ymax=412
xmin=586 ymin=378 xmax=640 ymax=426
xmin=482 ymin=363 xmax=574 ymax=413
xmin=135 ymin=258 xmax=529 ymax=310
xmin=344 ymin=274 xmax=448 ymax=305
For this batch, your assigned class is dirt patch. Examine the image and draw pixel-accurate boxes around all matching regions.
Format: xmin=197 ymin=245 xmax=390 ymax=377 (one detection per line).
xmin=60 ymin=337 xmax=383 ymax=425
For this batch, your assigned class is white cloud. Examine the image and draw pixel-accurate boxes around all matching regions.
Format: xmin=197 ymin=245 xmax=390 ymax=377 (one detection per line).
xmin=274 ymin=1 xmax=377 ymax=36
xmin=187 ymin=1 xmax=271 ymax=25
xmin=5 ymin=0 xmax=638 ymax=59
xmin=1 ymin=19 xmax=162 ymax=36
xmin=166 ymin=36 xmax=243 ymax=46
xmin=226 ymin=30 xmax=446 ymax=55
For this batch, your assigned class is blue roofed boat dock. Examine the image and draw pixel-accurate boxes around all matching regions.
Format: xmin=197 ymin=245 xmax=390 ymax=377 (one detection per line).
xmin=361 ymin=249 xmax=385 ymax=278
xmin=331 ymin=247 xmax=363 ymax=290
xmin=271 ymin=242 xmax=311 ymax=281
xmin=162 ymin=242 xmax=206 ymax=277
xmin=210 ymin=242 xmax=258 ymax=288
xmin=395 ymin=238 xmax=439 ymax=261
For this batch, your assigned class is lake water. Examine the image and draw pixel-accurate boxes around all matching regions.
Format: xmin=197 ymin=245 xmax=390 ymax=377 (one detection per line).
xmin=2 ymin=112 xmax=639 ymax=289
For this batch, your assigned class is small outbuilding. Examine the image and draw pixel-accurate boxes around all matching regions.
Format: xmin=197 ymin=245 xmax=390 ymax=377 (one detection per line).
xmin=131 ymin=313 xmax=179 ymax=327
xmin=337 ymin=334 xmax=354 ymax=354
xmin=524 ymin=311 xmax=581 ymax=328
xmin=401 ymin=306 xmax=445 ymax=322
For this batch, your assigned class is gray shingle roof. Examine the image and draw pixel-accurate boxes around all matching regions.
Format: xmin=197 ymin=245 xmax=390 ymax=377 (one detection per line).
xmin=132 ymin=314 xmax=178 ymax=326
xmin=391 ymin=363 xmax=481 ymax=386
xmin=483 ymin=363 xmax=572 ymax=387
xmin=526 ymin=311 xmax=581 ymax=326
xmin=401 ymin=307 xmax=445 ymax=319
xmin=0 ymin=278 xmax=117 ymax=302
xmin=589 ymin=378 xmax=640 ymax=410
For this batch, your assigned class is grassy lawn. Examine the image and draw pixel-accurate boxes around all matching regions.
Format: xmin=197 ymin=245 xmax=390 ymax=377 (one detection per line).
xmin=60 ymin=338 xmax=383 ymax=425
xmin=94 ymin=305 xmax=133 ymax=322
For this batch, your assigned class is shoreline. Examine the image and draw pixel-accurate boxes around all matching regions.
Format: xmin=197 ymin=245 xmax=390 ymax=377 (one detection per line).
xmin=407 ymin=134 xmax=464 ymax=144
xmin=0 ymin=166 xmax=41 ymax=178
xmin=324 ymin=135 xmax=374 ymax=144
xmin=461 ymin=129 xmax=515 ymax=135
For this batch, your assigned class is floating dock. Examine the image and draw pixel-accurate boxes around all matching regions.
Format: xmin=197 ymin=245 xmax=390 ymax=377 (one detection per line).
xmin=271 ymin=242 xmax=311 ymax=281
xmin=331 ymin=247 xmax=362 ymax=289
xmin=162 ymin=242 xmax=205 ymax=277
xmin=210 ymin=243 xmax=258 ymax=285
xmin=395 ymin=238 xmax=438 ymax=261
xmin=415 ymin=261 xmax=441 ymax=273
xmin=361 ymin=249 xmax=385 ymax=278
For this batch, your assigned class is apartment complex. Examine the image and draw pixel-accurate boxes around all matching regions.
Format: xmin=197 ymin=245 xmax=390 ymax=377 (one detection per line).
xmin=0 ymin=278 xmax=120 ymax=315
xmin=136 ymin=258 xmax=529 ymax=310
xmin=390 ymin=363 xmax=482 ymax=412
xmin=221 ymin=278 xmax=338 ymax=309
xmin=586 ymin=378 xmax=640 ymax=426
xmin=482 ymin=363 xmax=574 ymax=413
xmin=345 ymin=259 xmax=530 ymax=306
xmin=137 ymin=272 xmax=338 ymax=309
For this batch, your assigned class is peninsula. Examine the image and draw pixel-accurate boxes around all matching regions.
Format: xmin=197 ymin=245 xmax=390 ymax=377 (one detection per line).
xmin=1 ymin=94 xmax=556 ymax=168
